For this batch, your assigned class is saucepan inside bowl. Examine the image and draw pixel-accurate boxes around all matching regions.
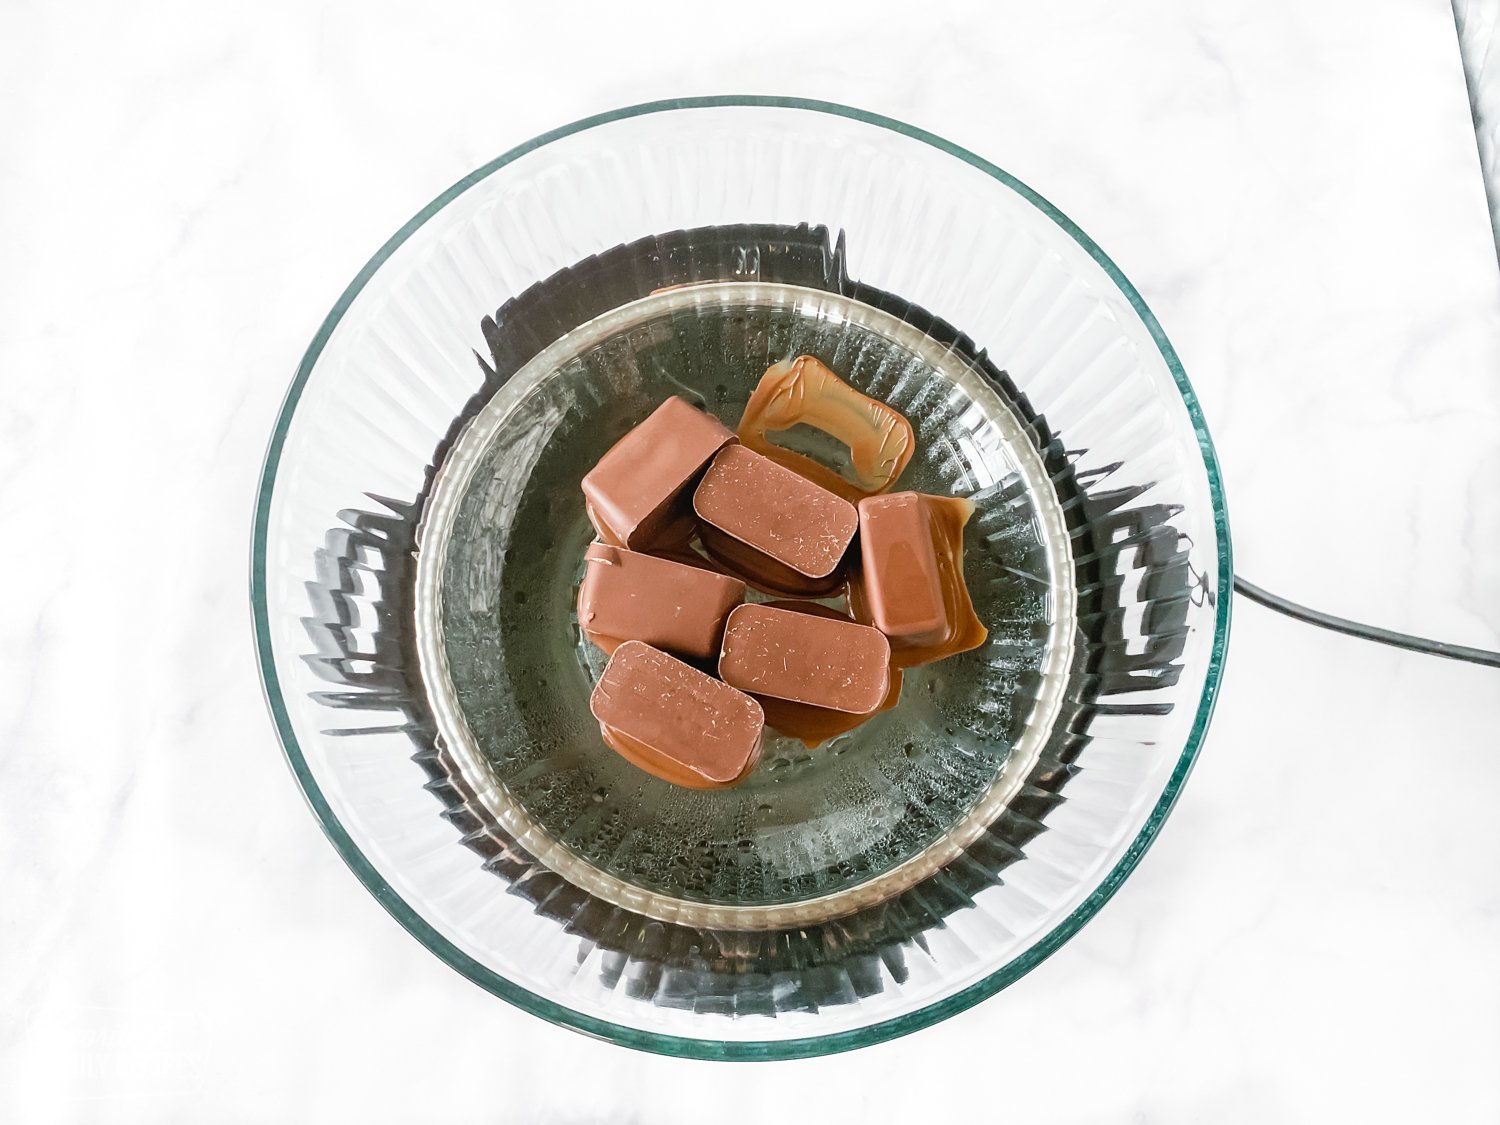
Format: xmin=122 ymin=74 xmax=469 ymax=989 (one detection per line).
xmin=252 ymin=97 xmax=1230 ymax=1060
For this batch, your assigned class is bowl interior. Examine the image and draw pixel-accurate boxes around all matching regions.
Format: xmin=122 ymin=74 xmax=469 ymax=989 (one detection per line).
xmin=417 ymin=282 xmax=1075 ymax=927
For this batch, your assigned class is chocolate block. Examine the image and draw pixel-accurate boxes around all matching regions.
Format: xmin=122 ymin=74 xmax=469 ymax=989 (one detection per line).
xmin=736 ymin=355 xmax=914 ymax=502
xmin=852 ymin=492 xmax=988 ymax=668
xmin=590 ymin=641 xmax=764 ymax=789
xmin=577 ymin=544 xmax=746 ymax=661
xmin=692 ymin=445 xmax=858 ymax=595
xmin=718 ymin=603 xmax=891 ymax=715
xmin=581 ymin=396 xmax=735 ymax=550
xmin=746 ymin=602 xmax=902 ymax=747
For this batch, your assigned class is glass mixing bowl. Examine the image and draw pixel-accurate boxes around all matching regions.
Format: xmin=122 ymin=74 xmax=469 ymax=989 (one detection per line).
xmin=251 ymin=97 xmax=1231 ymax=1059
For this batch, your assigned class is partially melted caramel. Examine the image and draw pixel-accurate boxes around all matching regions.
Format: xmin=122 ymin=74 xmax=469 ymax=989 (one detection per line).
xmin=747 ymin=601 xmax=902 ymax=748
xmin=736 ymin=356 xmax=914 ymax=503
xmin=850 ymin=494 xmax=987 ymax=669
xmin=590 ymin=641 xmax=764 ymax=788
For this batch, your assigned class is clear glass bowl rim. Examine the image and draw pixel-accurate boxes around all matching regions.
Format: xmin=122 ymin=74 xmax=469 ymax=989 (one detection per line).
xmin=249 ymin=94 xmax=1234 ymax=1061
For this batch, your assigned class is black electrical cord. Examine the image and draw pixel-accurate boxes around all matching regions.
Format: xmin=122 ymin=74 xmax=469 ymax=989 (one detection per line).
xmin=1233 ymin=576 xmax=1500 ymax=669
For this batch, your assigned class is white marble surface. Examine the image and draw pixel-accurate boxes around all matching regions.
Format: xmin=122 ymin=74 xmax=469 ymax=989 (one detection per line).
xmin=4 ymin=1 xmax=1500 ymax=1120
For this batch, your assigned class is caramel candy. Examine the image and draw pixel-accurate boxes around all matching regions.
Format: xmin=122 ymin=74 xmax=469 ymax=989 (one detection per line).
xmin=718 ymin=603 xmax=891 ymax=715
xmin=581 ymin=396 xmax=735 ymax=550
xmin=736 ymin=355 xmax=915 ymax=502
xmin=693 ymin=445 xmax=858 ymax=595
xmin=590 ymin=641 xmax=764 ymax=789
xmin=748 ymin=602 xmax=902 ymax=747
xmin=852 ymin=492 xmax=988 ymax=668
xmin=638 ymin=541 xmax=733 ymax=575
xmin=577 ymin=544 xmax=746 ymax=661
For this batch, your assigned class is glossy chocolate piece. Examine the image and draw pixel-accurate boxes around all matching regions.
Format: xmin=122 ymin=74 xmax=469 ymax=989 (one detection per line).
xmin=718 ymin=603 xmax=891 ymax=715
xmin=577 ymin=544 xmax=746 ymax=661
xmin=581 ymin=396 xmax=735 ymax=550
xmin=692 ymin=445 xmax=858 ymax=595
xmin=590 ymin=641 xmax=764 ymax=789
xmin=852 ymin=492 xmax=988 ymax=668
xmin=747 ymin=602 xmax=902 ymax=747
xmin=736 ymin=355 xmax=915 ymax=502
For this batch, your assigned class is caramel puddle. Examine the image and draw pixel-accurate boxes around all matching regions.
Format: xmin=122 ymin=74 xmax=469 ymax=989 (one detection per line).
xmin=598 ymin=722 xmax=760 ymax=790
